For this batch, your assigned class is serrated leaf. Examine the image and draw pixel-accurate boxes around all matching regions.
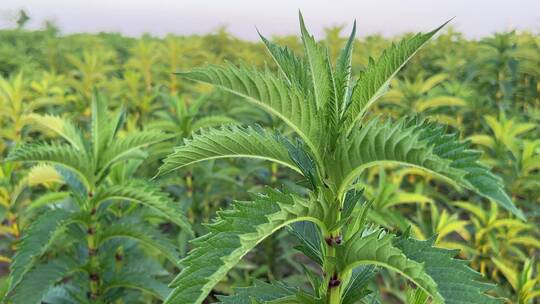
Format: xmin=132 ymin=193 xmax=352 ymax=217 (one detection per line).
xmin=26 ymin=164 xmax=62 ymax=187
xmin=164 ymin=188 xmax=328 ymax=304
xmin=104 ymin=271 xmax=171 ymax=300
xmin=394 ymin=237 xmax=502 ymax=304
xmin=41 ymin=286 xmax=79 ymax=304
xmin=335 ymin=116 xmax=523 ymax=219
xmin=289 ymin=221 xmax=323 ymax=265
xmin=10 ymin=258 xmax=79 ymax=304
xmin=7 ymin=142 xmax=92 ymax=189
xmin=217 ymin=280 xmax=295 ymax=304
xmin=28 ymin=191 xmax=70 ymax=211
xmin=342 ymin=188 xmax=364 ymax=220
xmin=9 ymin=208 xmax=75 ymax=293
xmin=280 ymin=137 xmax=319 ymax=189
xmin=341 ymin=265 xmax=376 ymax=304
xmin=191 ymin=115 xmax=239 ymax=131
xmin=98 ymin=221 xmax=179 ymax=263
xmin=98 ymin=131 xmax=171 ymax=173
xmin=91 ymin=90 xmax=110 ymax=163
xmin=26 ymin=113 xmax=86 ymax=152
xmin=343 ymin=22 xmax=448 ymax=133
xmin=336 ymin=230 xmax=442 ymax=302
xmin=55 ymin=165 xmax=88 ymax=198
xmin=258 ymin=32 xmax=310 ymax=90
xmin=299 ymin=12 xmax=337 ymax=121
xmin=158 ymin=125 xmax=299 ymax=176
xmin=176 ymin=64 xmax=324 ymax=163
xmin=93 ymin=182 xmax=192 ymax=234
xmin=334 ymin=21 xmax=356 ymax=111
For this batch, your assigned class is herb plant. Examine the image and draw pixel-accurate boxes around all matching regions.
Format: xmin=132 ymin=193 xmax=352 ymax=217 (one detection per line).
xmin=5 ymin=92 xmax=191 ymax=303
xmin=159 ymin=14 xmax=523 ymax=303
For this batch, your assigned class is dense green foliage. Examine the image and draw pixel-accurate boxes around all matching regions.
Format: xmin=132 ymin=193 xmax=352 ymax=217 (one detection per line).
xmin=0 ymin=13 xmax=539 ymax=304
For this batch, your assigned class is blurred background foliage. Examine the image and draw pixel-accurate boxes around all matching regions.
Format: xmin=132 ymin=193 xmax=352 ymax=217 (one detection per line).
xmin=0 ymin=11 xmax=539 ymax=303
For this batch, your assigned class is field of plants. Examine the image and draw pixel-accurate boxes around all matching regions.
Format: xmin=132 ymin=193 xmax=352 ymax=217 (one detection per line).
xmin=0 ymin=13 xmax=539 ymax=304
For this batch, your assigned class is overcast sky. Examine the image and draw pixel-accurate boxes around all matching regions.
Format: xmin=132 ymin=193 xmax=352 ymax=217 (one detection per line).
xmin=1 ymin=0 xmax=539 ymax=39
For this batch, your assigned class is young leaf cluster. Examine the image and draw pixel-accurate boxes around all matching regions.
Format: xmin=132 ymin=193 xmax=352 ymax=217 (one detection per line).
xmin=5 ymin=91 xmax=190 ymax=303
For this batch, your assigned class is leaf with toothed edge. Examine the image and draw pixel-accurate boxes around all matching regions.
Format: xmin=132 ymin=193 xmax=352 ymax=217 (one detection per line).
xmin=10 ymin=257 xmax=80 ymax=304
xmin=336 ymin=229 xmax=443 ymax=302
xmin=217 ymin=280 xmax=296 ymax=304
xmin=343 ymin=21 xmax=450 ymax=134
xmin=335 ymin=116 xmax=524 ymax=219
xmin=98 ymin=221 xmax=180 ymax=263
xmin=157 ymin=125 xmax=300 ymax=177
xmin=299 ymin=12 xmax=335 ymax=111
xmin=334 ymin=20 xmax=357 ymax=113
xmin=289 ymin=221 xmax=324 ymax=265
xmin=103 ymin=270 xmax=172 ymax=300
xmin=394 ymin=235 xmax=503 ymax=304
xmin=93 ymin=182 xmax=192 ymax=234
xmin=98 ymin=131 xmax=172 ymax=173
xmin=26 ymin=113 xmax=86 ymax=153
xmin=279 ymin=137 xmax=320 ymax=189
xmin=164 ymin=188 xmax=329 ymax=304
xmin=258 ymin=31 xmax=310 ymax=91
xmin=9 ymin=209 xmax=76 ymax=295
xmin=175 ymin=64 xmax=325 ymax=161
xmin=7 ymin=142 xmax=92 ymax=189
xmin=341 ymin=265 xmax=377 ymax=304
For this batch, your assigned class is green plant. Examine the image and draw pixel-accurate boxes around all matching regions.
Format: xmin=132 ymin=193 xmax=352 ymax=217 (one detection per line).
xmin=5 ymin=92 xmax=191 ymax=303
xmin=493 ymin=258 xmax=540 ymax=303
xmin=381 ymin=72 xmax=467 ymax=126
xmin=469 ymin=113 xmax=539 ymax=195
xmin=158 ymin=14 xmax=523 ymax=303
xmin=66 ymin=49 xmax=116 ymax=98
xmin=453 ymin=201 xmax=539 ymax=277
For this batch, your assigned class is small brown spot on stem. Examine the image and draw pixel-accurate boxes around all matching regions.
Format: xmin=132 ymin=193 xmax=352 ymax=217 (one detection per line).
xmin=89 ymin=273 xmax=99 ymax=281
xmin=328 ymin=273 xmax=341 ymax=288
xmin=115 ymin=253 xmax=123 ymax=262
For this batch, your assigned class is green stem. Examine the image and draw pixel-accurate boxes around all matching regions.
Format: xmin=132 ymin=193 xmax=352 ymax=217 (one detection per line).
xmin=87 ymin=225 xmax=100 ymax=300
xmin=324 ymin=189 xmax=344 ymax=304
xmin=186 ymin=171 xmax=193 ymax=199
xmin=328 ymin=285 xmax=341 ymax=304
xmin=326 ymin=243 xmax=341 ymax=304
xmin=326 ymin=197 xmax=343 ymax=304
xmin=86 ymin=196 xmax=102 ymax=303
xmin=270 ymin=162 xmax=278 ymax=184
